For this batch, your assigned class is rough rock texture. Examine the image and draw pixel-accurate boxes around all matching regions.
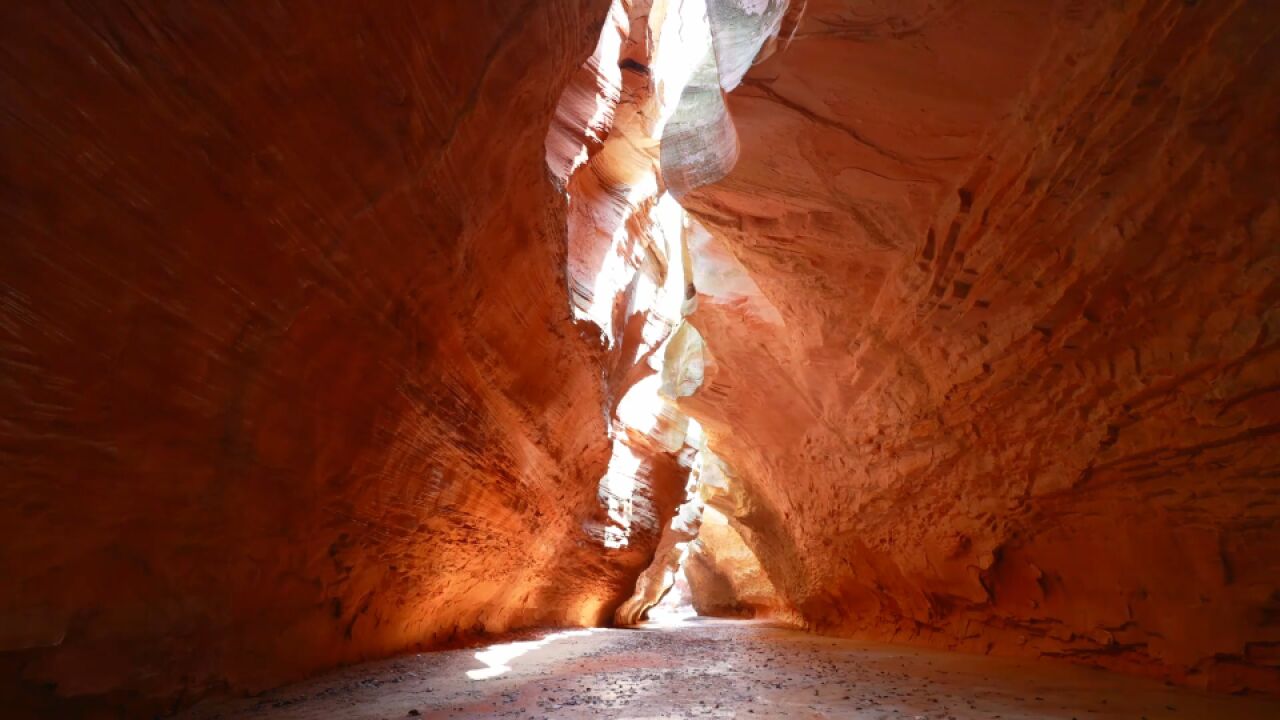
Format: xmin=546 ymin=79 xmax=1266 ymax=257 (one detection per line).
xmin=684 ymin=507 xmax=785 ymax=619
xmin=614 ymin=446 xmax=707 ymax=626
xmin=612 ymin=490 xmax=699 ymax=626
xmin=3 ymin=0 xmax=1279 ymax=713
xmin=556 ymin=0 xmax=735 ymax=627
xmin=558 ymin=0 xmax=700 ymax=564
xmin=678 ymin=0 xmax=1280 ymax=694
xmin=0 ymin=1 xmax=676 ymax=715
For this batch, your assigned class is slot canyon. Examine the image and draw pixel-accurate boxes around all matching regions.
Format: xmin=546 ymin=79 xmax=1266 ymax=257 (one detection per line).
xmin=1 ymin=0 xmax=1278 ymax=718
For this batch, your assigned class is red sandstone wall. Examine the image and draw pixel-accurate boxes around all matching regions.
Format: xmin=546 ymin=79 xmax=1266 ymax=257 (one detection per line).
xmin=685 ymin=508 xmax=787 ymax=620
xmin=679 ymin=0 xmax=1280 ymax=693
xmin=0 ymin=1 xmax=660 ymax=714
xmin=3 ymin=0 xmax=1279 ymax=712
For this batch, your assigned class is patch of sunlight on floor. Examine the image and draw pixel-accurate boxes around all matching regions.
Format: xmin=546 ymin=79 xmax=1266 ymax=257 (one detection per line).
xmin=466 ymin=629 xmax=597 ymax=680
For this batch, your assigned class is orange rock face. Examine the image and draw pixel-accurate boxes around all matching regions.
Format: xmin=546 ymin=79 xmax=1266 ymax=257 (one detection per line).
xmin=677 ymin=0 xmax=1280 ymax=694
xmin=685 ymin=507 xmax=787 ymax=619
xmin=0 ymin=0 xmax=678 ymax=714
xmin=2 ymin=0 xmax=1278 ymax=714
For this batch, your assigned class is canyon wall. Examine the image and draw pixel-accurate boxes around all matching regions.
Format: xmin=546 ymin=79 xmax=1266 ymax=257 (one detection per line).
xmin=678 ymin=0 xmax=1280 ymax=694
xmin=2 ymin=0 xmax=1279 ymax=713
xmin=0 ymin=1 xmax=677 ymax=715
xmin=685 ymin=507 xmax=785 ymax=619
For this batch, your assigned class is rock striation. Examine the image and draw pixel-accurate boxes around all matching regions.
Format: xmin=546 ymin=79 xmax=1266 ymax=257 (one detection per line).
xmin=676 ymin=0 xmax=1280 ymax=695
xmin=685 ymin=507 xmax=785 ymax=619
xmin=0 ymin=1 xmax=655 ymax=715
xmin=2 ymin=0 xmax=1278 ymax=714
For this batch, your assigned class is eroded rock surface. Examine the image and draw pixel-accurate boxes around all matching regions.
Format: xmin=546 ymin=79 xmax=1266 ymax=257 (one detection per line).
xmin=2 ymin=0 xmax=1278 ymax=715
xmin=678 ymin=0 xmax=1280 ymax=694
xmin=0 ymin=1 xmax=647 ymax=714
xmin=685 ymin=508 xmax=785 ymax=619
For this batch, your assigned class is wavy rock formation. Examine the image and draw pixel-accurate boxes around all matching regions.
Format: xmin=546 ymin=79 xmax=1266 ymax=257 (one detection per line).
xmin=0 ymin=1 xmax=643 ymax=714
xmin=1 ymin=0 xmax=1277 ymax=715
xmin=676 ymin=0 xmax=1280 ymax=695
xmin=685 ymin=507 xmax=786 ymax=618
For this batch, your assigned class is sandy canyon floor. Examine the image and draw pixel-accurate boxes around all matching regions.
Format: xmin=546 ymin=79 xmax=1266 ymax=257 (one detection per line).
xmin=177 ymin=619 xmax=1280 ymax=719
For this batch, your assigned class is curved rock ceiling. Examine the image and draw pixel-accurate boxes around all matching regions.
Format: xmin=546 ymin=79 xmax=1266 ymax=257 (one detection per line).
xmin=0 ymin=0 xmax=1277 ymax=715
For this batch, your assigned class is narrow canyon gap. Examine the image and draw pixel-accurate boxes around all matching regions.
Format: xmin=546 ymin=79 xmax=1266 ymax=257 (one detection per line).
xmin=0 ymin=1 xmax=1277 ymax=718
